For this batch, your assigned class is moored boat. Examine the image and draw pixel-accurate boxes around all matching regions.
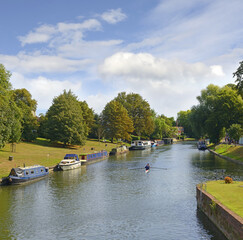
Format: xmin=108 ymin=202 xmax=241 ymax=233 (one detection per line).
xmin=58 ymin=154 xmax=81 ymax=171
xmin=129 ymin=140 xmax=151 ymax=150
xmin=151 ymin=141 xmax=158 ymax=147
xmin=109 ymin=145 xmax=128 ymax=155
xmin=79 ymin=150 xmax=108 ymax=164
xmin=197 ymin=141 xmax=207 ymax=150
xmin=8 ymin=165 xmax=49 ymax=184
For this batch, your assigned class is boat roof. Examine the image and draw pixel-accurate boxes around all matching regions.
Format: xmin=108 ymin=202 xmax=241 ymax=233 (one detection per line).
xmin=64 ymin=154 xmax=79 ymax=158
xmin=12 ymin=165 xmax=45 ymax=171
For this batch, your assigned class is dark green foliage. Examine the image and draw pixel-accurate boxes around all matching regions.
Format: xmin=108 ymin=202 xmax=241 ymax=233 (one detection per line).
xmin=189 ymin=84 xmax=243 ymax=143
xmin=12 ymin=88 xmax=38 ymax=141
xmin=176 ymin=110 xmax=193 ymax=137
xmin=233 ymin=61 xmax=243 ymax=97
xmin=46 ymin=90 xmax=88 ymax=146
xmin=89 ymin=113 xmax=104 ymax=140
xmin=0 ymin=64 xmax=22 ymax=148
xmin=227 ymin=124 xmax=242 ymax=143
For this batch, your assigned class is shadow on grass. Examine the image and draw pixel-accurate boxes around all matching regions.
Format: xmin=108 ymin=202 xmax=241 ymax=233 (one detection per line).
xmin=25 ymin=138 xmax=80 ymax=149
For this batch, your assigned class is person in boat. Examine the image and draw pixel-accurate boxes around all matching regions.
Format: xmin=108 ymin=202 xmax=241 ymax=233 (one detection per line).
xmin=145 ymin=163 xmax=150 ymax=171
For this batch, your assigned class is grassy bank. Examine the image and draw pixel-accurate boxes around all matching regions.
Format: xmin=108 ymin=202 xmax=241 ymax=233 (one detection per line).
xmin=204 ymin=180 xmax=243 ymax=218
xmin=0 ymin=138 xmax=118 ymax=178
xmin=212 ymin=144 xmax=243 ymax=162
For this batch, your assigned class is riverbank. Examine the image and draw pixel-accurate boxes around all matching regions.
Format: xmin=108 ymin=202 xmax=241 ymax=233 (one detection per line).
xmin=208 ymin=144 xmax=243 ymax=165
xmin=197 ymin=181 xmax=243 ymax=240
xmin=0 ymin=138 xmax=117 ymax=179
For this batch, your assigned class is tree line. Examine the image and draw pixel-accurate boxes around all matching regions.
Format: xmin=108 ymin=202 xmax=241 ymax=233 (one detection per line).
xmin=1 ymin=62 xmax=242 ymax=148
xmin=0 ymin=63 xmax=177 ymax=148
xmin=177 ymin=61 xmax=243 ymax=144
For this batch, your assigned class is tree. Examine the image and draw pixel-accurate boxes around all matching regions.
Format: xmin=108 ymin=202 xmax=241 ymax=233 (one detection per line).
xmin=89 ymin=113 xmax=104 ymax=141
xmin=177 ymin=110 xmax=193 ymax=137
xmin=12 ymin=88 xmax=38 ymax=141
xmin=114 ymin=92 xmax=154 ymax=137
xmin=233 ymin=61 xmax=243 ymax=97
xmin=46 ymin=90 xmax=88 ymax=146
xmin=227 ymin=124 xmax=242 ymax=145
xmin=189 ymin=84 xmax=243 ymax=143
xmin=102 ymin=100 xmax=134 ymax=142
xmin=0 ymin=64 xmax=22 ymax=148
xmin=79 ymin=100 xmax=94 ymax=135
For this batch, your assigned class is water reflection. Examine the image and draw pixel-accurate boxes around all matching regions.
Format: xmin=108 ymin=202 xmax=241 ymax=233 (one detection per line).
xmin=0 ymin=142 xmax=242 ymax=240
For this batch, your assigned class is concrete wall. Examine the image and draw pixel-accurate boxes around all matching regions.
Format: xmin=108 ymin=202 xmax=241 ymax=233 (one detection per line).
xmin=196 ymin=185 xmax=243 ymax=240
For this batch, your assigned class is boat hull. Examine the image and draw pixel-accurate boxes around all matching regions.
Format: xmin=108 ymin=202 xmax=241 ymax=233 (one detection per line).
xmin=58 ymin=161 xmax=81 ymax=171
xmin=8 ymin=165 xmax=49 ymax=185
xmin=9 ymin=174 xmax=49 ymax=184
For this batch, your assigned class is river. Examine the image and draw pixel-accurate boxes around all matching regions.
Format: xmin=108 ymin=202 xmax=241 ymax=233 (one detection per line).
xmin=0 ymin=142 xmax=242 ymax=240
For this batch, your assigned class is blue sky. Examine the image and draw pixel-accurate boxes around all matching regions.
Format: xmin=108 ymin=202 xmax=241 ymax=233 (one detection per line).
xmin=0 ymin=0 xmax=242 ymax=118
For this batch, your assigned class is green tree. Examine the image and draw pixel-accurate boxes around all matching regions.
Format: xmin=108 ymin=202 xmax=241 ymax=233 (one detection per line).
xmin=89 ymin=113 xmax=104 ymax=141
xmin=12 ymin=88 xmax=38 ymax=141
xmin=114 ymin=92 xmax=154 ymax=137
xmin=227 ymin=124 xmax=242 ymax=145
xmin=0 ymin=64 xmax=22 ymax=148
xmin=102 ymin=100 xmax=134 ymax=142
xmin=80 ymin=100 xmax=94 ymax=135
xmin=37 ymin=113 xmax=48 ymax=138
xmin=46 ymin=90 xmax=88 ymax=146
xmin=233 ymin=61 xmax=243 ymax=97
xmin=190 ymin=84 xmax=243 ymax=143
xmin=177 ymin=110 xmax=193 ymax=137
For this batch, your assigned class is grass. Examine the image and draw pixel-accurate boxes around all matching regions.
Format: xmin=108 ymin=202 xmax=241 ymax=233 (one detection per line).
xmin=205 ymin=180 xmax=243 ymax=218
xmin=0 ymin=138 xmax=119 ymax=178
xmin=213 ymin=144 xmax=243 ymax=162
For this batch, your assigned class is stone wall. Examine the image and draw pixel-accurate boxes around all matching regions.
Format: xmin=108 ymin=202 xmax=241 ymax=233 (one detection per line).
xmin=196 ymin=185 xmax=243 ymax=240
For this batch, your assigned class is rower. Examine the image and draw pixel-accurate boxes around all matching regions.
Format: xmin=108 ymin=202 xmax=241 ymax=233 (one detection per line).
xmin=145 ymin=163 xmax=150 ymax=171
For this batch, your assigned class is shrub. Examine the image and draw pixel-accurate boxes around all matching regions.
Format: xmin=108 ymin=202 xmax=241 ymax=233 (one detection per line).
xmin=225 ymin=176 xmax=233 ymax=184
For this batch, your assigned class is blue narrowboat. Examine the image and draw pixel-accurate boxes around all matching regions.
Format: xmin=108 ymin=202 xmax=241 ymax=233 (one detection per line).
xmin=8 ymin=165 xmax=49 ymax=184
xmin=79 ymin=150 xmax=108 ymax=164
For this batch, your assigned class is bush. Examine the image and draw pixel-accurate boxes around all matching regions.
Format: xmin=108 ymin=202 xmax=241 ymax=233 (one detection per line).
xmin=225 ymin=176 xmax=233 ymax=184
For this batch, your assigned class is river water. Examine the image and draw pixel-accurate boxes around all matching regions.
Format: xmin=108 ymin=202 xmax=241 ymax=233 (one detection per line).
xmin=0 ymin=142 xmax=242 ymax=240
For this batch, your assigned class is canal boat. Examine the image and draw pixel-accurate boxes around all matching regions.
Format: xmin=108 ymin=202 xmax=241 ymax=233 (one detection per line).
xmin=109 ymin=145 xmax=129 ymax=155
xmin=197 ymin=141 xmax=207 ymax=150
xmin=129 ymin=140 xmax=152 ymax=150
xmin=8 ymin=165 xmax=49 ymax=184
xmin=151 ymin=141 xmax=158 ymax=147
xmin=79 ymin=150 xmax=108 ymax=164
xmin=58 ymin=154 xmax=81 ymax=171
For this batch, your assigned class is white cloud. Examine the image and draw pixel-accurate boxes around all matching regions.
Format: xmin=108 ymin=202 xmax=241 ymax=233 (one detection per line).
xmin=11 ymin=73 xmax=82 ymax=112
xmin=99 ymin=52 xmax=221 ymax=82
xmin=18 ymin=19 xmax=101 ymax=46
xmin=210 ymin=65 xmax=225 ymax=77
xmin=98 ymin=52 xmax=227 ymax=117
xmin=18 ymin=25 xmax=57 ymax=46
xmin=101 ymin=8 xmax=127 ymax=24
xmin=0 ymin=53 xmax=91 ymax=73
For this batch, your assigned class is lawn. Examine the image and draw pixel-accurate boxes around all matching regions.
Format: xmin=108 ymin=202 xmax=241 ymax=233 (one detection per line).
xmin=205 ymin=180 xmax=243 ymax=218
xmin=0 ymin=138 xmax=118 ymax=178
xmin=213 ymin=144 xmax=243 ymax=162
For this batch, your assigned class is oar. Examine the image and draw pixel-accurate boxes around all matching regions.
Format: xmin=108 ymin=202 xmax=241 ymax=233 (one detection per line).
xmin=128 ymin=167 xmax=168 ymax=170
xmin=128 ymin=167 xmax=145 ymax=170
xmin=151 ymin=167 xmax=168 ymax=170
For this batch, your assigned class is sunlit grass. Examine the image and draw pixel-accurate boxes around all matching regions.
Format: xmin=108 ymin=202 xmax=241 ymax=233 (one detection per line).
xmin=205 ymin=180 xmax=243 ymax=218
xmin=0 ymin=138 xmax=118 ymax=178
xmin=213 ymin=144 xmax=243 ymax=162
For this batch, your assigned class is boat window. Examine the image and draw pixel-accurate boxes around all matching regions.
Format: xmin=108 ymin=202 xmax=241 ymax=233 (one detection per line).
xmin=10 ymin=169 xmax=17 ymax=176
xmin=41 ymin=169 xmax=44 ymax=172
xmin=26 ymin=171 xmax=29 ymax=175
xmin=31 ymin=170 xmax=34 ymax=174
